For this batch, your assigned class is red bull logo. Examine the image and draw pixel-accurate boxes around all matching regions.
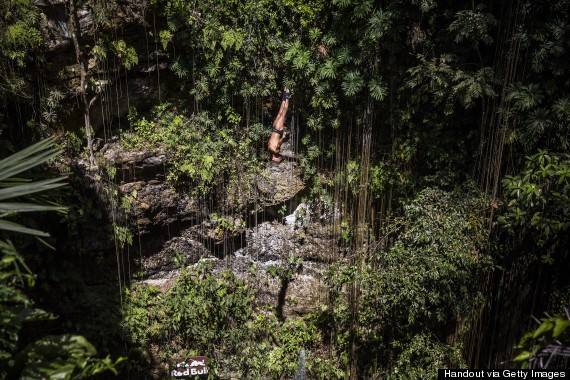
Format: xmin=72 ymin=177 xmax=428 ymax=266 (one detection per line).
xmin=170 ymin=356 xmax=208 ymax=378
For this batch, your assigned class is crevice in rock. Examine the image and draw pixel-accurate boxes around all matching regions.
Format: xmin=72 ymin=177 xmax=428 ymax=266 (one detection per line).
xmin=276 ymin=276 xmax=290 ymax=321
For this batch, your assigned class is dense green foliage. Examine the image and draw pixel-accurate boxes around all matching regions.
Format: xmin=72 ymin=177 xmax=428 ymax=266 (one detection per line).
xmin=123 ymin=103 xmax=260 ymax=197
xmin=122 ymin=186 xmax=491 ymax=378
xmin=324 ymin=187 xmax=490 ymax=377
xmin=0 ymin=0 xmax=43 ymax=101
xmin=1 ymin=0 xmax=569 ymax=377
xmin=501 ymin=151 xmax=570 ymax=246
xmin=123 ymin=261 xmax=344 ymax=379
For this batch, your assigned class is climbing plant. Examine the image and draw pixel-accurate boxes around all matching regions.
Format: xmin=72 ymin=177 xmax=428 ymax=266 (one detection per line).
xmin=323 ymin=186 xmax=491 ymax=377
xmin=1 ymin=0 xmax=570 ymax=377
xmin=123 ymin=102 xmax=261 ymax=198
xmin=0 ymin=0 xmax=43 ymax=100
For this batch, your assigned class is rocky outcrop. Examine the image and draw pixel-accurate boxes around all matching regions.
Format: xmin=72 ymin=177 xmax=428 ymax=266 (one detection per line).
xmin=120 ymin=180 xmax=200 ymax=235
xmin=102 ymin=142 xmax=167 ymax=182
xmin=96 ymin=142 xmax=203 ymax=257
xmin=35 ymin=0 xmax=148 ymax=52
xmin=107 ymin=145 xmax=334 ymax=319
xmin=231 ymin=220 xmax=336 ymax=317
xmin=243 ymin=221 xmax=337 ymax=263
xmin=256 ymin=160 xmax=305 ymax=206
xmin=86 ymin=138 xmax=334 ymax=319
xmin=140 ymin=220 xmax=335 ymax=318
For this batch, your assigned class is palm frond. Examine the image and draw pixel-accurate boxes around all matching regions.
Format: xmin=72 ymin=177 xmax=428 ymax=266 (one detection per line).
xmin=342 ymin=71 xmax=364 ymax=97
xmin=0 ymin=203 xmax=66 ymax=213
xmin=507 ymin=83 xmax=544 ymax=111
xmin=0 ymin=220 xmax=50 ymax=237
xmin=369 ymin=78 xmax=388 ymax=101
xmin=0 ymin=177 xmax=67 ymax=201
xmin=0 ymin=138 xmax=67 ymax=237
xmin=0 ymin=137 xmax=61 ymax=181
xmin=319 ymin=59 xmax=338 ymax=79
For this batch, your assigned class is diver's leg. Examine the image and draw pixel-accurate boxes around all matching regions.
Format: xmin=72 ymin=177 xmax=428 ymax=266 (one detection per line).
xmin=272 ymin=88 xmax=290 ymax=130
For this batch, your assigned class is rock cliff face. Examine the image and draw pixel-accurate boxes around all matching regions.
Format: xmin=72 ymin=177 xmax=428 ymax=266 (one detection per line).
xmin=91 ymin=141 xmax=337 ymax=320
xmin=141 ymin=220 xmax=335 ymax=319
xmin=34 ymin=0 xmax=170 ymax=133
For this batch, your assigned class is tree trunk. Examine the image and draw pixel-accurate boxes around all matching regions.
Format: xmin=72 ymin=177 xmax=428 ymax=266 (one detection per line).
xmin=67 ymin=0 xmax=95 ymax=166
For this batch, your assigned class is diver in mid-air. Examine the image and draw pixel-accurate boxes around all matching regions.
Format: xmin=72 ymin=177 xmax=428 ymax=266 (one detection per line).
xmin=267 ymin=88 xmax=291 ymax=164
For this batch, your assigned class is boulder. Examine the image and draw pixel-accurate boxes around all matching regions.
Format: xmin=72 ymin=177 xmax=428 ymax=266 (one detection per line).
xmin=256 ymin=161 xmax=305 ymax=206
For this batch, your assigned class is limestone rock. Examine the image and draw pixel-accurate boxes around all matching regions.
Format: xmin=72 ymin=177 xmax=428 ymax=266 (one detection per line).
xmin=138 ymin=218 xmax=337 ymax=319
xmin=119 ymin=180 xmax=198 ymax=235
xmin=103 ymin=142 xmax=166 ymax=182
xmin=207 ymin=252 xmax=329 ymax=318
xmin=93 ymin=139 xmax=335 ymax=320
xmin=256 ymin=161 xmax=305 ymax=206
xmin=141 ymin=235 xmax=212 ymax=292
xmin=244 ymin=221 xmax=338 ymax=263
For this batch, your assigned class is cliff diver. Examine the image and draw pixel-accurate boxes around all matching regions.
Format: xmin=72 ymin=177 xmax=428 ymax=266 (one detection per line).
xmin=267 ymin=88 xmax=291 ymax=164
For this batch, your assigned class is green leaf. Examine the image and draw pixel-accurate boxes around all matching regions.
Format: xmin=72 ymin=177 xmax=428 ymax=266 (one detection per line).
xmin=553 ymin=318 xmax=570 ymax=338
xmin=0 ymin=177 xmax=67 ymax=201
xmin=342 ymin=71 xmax=364 ymax=97
xmin=16 ymin=334 xmax=97 ymax=364
xmin=17 ymin=308 xmax=54 ymax=324
xmin=319 ymin=59 xmax=338 ymax=79
xmin=369 ymin=78 xmax=387 ymax=101
xmin=0 ymin=203 xmax=66 ymax=213
xmin=513 ymin=351 xmax=531 ymax=362
xmin=0 ymin=138 xmax=61 ymax=181
xmin=159 ymin=30 xmax=172 ymax=50
xmin=0 ymin=219 xmax=50 ymax=237
xmin=332 ymin=0 xmax=352 ymax=7
xmin=0 ymin=138 xmax=67 ymax=240
xmin=532 ymin=320 xmax=554 ymax=339
xmin=21 ymin=362 xmax=76 ymax=380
